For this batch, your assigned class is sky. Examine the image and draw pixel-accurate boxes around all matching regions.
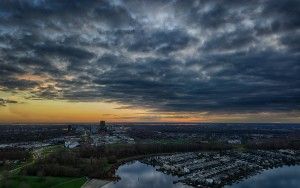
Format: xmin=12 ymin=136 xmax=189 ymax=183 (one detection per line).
xmin=0 ymin=0 xmax=299 ymax=123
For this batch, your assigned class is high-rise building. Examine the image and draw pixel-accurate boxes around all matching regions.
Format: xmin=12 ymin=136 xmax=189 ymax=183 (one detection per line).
xmin=99 ymin=121 xmax=107 ymax=132
xmin=67 ymin=125 xmax=72 ymax=133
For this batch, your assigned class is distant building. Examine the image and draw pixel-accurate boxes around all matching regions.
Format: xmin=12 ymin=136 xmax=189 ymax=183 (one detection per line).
xmin=206 ymin=178 xmax=214 ymax=184
xmin=81 ymin=131 xmax=90 ymax=142
xmin=64 ymin=140 xmax=80 ymax=148
xmin=89 ymin=125 xmax=98 ymax=134
xmin=75 ymin=126 xmax=85 ymax=133
xmin=67 ymin=125 xmax=72 ymax=133
xmin=99 ymin=121 xmax=107 ymax=132
xmin=227 ymin=139 xmax=241 ymax=144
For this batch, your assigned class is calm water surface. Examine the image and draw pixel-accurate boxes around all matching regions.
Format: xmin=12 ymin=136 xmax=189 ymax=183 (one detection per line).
xmin=103 ymin=161 xmax=300 ymax=188
xmin=226 ymin=165 xmax=300 ymax=188
xmin=102 ymin=161 xmax=192 ymax=188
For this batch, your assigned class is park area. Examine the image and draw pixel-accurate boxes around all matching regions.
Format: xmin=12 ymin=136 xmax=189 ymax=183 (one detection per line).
xmin=1 ymin=176 xmax=86 ymax=188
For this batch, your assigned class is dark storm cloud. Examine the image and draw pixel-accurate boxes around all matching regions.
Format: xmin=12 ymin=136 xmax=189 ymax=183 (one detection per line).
xmin=0 ymin=0 xmax=299 ymax=114
xmin=0 ymin=79 xmax=38 ymax=91
xmin=0 ymin=98 xmax=18 ymax=107
xmin=34 ymin=44 xmax=95 ymax=60
xmin=128 ymin=30 xmax=196 ymax=54
xmin=202 ymin=31 xmax=255 ymax=51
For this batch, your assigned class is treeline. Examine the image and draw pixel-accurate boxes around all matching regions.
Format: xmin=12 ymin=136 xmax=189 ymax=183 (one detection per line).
xmin=23 ymin=150 xmax=109 ymax=178
xmin=0 ymin=131 xmax=65 ymax=143
xmin=0 ymin=148 xmax=30 ymax=161
xmin=245 ymin=139 xmax=300 ymax=150
xmin=80 ymin=143 xmax=232 ymax=159
xmin=23 ymin=143 xmax=232 ymax=179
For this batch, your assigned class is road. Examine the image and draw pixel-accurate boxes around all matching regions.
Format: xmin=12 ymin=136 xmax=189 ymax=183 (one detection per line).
xmin=81 ymin=179 xmax=110 ymax=188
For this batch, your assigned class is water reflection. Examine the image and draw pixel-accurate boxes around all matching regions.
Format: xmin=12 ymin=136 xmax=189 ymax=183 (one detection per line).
xmin=103 ymin=161 xmax=300 ymax=188
xmin=226 ymin=165 xmax=300 ymax=188
xmin=102 ymin=161 xmax=192 ymax=188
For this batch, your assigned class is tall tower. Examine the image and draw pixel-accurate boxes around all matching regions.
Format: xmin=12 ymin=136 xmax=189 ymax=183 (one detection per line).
xmin=99 ymin=121 xmax=107 ymax=132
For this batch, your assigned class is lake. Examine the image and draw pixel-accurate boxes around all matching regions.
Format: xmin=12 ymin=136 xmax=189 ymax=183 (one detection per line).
xmin=103 ymin=161 xmax=300 ymax=188
xmin=102 ymin=161 xmax=192 ymax=188
xmin=225 ymin=165 xmax=300 ymax=188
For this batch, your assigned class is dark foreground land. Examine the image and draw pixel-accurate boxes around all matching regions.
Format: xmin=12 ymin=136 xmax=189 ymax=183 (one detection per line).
xmin=0 ymin=123 xmax=300 ymax=188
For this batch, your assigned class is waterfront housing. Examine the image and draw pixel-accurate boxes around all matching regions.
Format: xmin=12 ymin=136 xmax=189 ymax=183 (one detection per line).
xmin=144 ymin=150 xmax=300 ymax=188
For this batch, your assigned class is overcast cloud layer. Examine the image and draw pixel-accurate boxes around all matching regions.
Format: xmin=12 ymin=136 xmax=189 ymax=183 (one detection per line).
xmin=0 ymin=0 xmax=299 ymax=114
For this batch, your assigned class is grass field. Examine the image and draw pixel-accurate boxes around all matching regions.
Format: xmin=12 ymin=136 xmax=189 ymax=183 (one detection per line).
xmin=1 ymin=176 xmax=86 ymax=188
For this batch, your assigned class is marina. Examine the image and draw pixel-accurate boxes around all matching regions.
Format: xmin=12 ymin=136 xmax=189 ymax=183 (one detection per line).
xmin=104 ymin=150 xmax=300 ymax=188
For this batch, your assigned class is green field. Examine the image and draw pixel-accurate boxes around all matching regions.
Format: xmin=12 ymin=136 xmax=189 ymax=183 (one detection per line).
xmin=0 ymin=176 xmax=86 ymax=188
